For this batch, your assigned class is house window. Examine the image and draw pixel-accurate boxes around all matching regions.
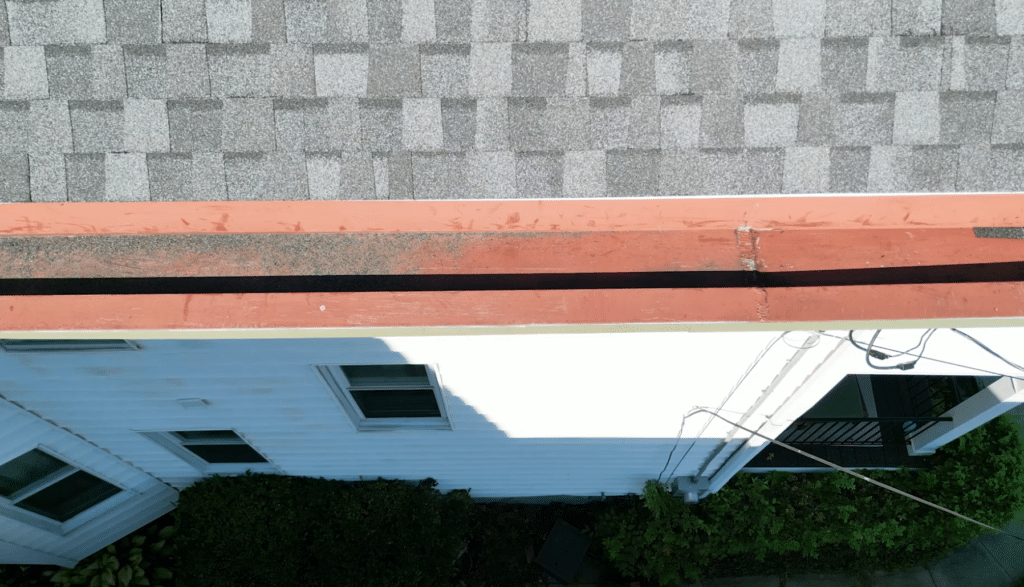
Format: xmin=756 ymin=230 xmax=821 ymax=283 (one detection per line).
xmin=0 ymin=449 xmax=122 ymax=523
xmin=140 ymin=430 xmax=276 ymax=474
xmin=317 ymin=364 xmax=451 ymax=430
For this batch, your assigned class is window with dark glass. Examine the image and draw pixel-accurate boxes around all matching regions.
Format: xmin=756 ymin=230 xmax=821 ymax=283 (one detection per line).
xmin=0 ymin=449 xmax=122 ymax=523
xmin=171 ymin=430 xmax=268 ymax=464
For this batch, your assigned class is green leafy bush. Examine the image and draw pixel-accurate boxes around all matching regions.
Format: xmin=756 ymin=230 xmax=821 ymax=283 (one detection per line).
xmin=591 ymin=415 xmax=1024 ymax=586
xmin=174 ymin=472 xmax=475 ymax=587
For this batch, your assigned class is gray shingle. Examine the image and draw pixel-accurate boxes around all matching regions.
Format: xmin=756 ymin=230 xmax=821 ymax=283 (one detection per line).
xmin=744 ymin=94 xmax=800 ymax=147
xmin=833 ymin=93 xmax=895 ymax=146
xmin=783 ymin=146 xmax=829 ymax=193
xmin=867 ymin=37 xmax=944 ymax=93
xmin=285 ymin=0 xmax=368 ymax=42
xmin=700 ymin=148 xmax=744 ymax=194
xmin=65 ymin=153 xmax=105 ymax=201
xmin=206 ymin=0 xmax=253 ymax=42
xmin=270 ymin=44 xmax=315 ymax=96
xmin=306 ymin=152 xmax=375 ymax=199
xmin=436 ymin=0 xmax=471 ymax=42
xmin=893 ymin=91 xmax=941 ymax=144
xmin=70 ymin=100 xmax=125 ymax=152
xmin=386 ymin=150 xmax=413 ymax=198
xmin=773 ymin=0 xmax=825 ymax=37
xmin=545 ymin=97 xmax=589 ymax=149
xmin=360 ymin=98 xmax=403 ymax=150
xmin=743 ymin=147 xmax=784 ymax=193
xmin=2 ymin=101 xmax=37 ymax=151
xmin=125 ymin=98 xmax=170 ymax=151
xmin=957 ymin=36 xmax=1011 ymax=91
xmin=5 ymin=0 xmax=105 ymax=44
xmin=402 ymin=97 xmax=443 ymax=150
xmin=471 ymin=0 xmax=527 ymax=41
xmin=825 ymin=0 xmax=890 ymax=36
xmin=621 ymin=42 xmax=655 ymax=95
xmin=776 ymin=38 xmax=820 ymax=92
xmin=583 ymin=0 xmax=630 ymax=41
xmin=314 ymin=44 xmax=369 ymax=97
xmin=993 ymin=90 xmax=1024 ymax=143
xmin=700 ymin=94 xmax=744 ymax=148
xmin=562 ymin=150 xmax=605 ymax=196
xmin=275 ymin=97 xmax=354 ymax=150
xmin=252 ymin=0 xmax=286 ymax=41
xmin=658 ymin=149 xmax=701 ymax=194
xmin=942 ymin=0 xmax=996 ymax=35
xmin=828 ymin=146 xmax=870 ymax=192
xmin=421 ymin=44 xmax=471 ymax=97
xmin=529 ymin=0 xmax=582 ymax=42
xmin=1000 ymin=0 xmax=1024 ymax=35
xmin=940 ymin=91 xmax=996 ymax=142
xmin=0 ymin=153 xmax=29 ymax=202
xmin=466 ymin=150 xmax=516 ymax=197
xmin=821 ymin=38 xmax=868 ymax=93
xmin=654 ymin=41 xmax=693 ymax=94
xmin=894 ymin=0 xmax=942 ymax=35
xmin=868 ymin=145 xmax=959 ymax=192
xmin=367 ymin=44 xmax=421 ymax=97
xmin=689 ymin=0 xmax=731 ymax=40
xmin=125 ymin=45 xmax=210 ymax=98
xmin=738 ymin=40 xmax=778 ymax=93
xmin=512 ymin=43 xmax=569 ymax=96
xmin=1006 ymin=37 xmax=1024 ymax=90
xmin=147 ymin=153 xmax=227 ymax=200
xmin=629 ymin=95 xmax=660 ymax=148
xmin=691 ymin=41 xmax=739 ymax=93
xmin=3 ymin=45 xmax=47 ymax=99
xmin=474 ymin=97 xmax=508 ymax=149
xmin=367 ymin=0 xmax=401 ymax=42
xmin=587 ymin=42 xmax=621 ymax=95
xmin=566 ymin=40 xmax=587 ymax=94
xmin=988 ymin=144 xmax=1024 ymax=189
xmin=413 ymin=152 xmax=468 ymax=198
xmin=590 ymin=97 xmax=631 ymax=148
xmin=208 ymin=43 xmax=271 ymax=97
xmin=167 ymin=99 xmax=223 ymax=151
xmin=29 ymin=153 xmax=67 ymax=202
xmin=372 ymin=152 xmax=388 ymax=197
xmin=28 ymin=100 xmax=73 ymax=152
xmin=508 ymin=97 xmax=547 ymax=149
xmin=162 ymin=0 xmax=207 ymax=41
xmin=403 ymin=0 xmax=437 ymax=43
xmin=730 ymin=0 xmax=773 ymax=38
xmin=0 ymin=1 xmax=9 ymax=46
xmin=660 ymin=94 xmax=701 ymax=149
xmin=515 ymin=150 xmax=562 ymax=197
xmin=606 ymin=148 xmax=657 ymax=196
xmin=441 ymin=98 xmax=476 ymax=150
xmin=222 ymin=97 xmax=276 ymax=150
xmin=630 ymin=0 xmax=672 ymax=40
xmin=104 ymin=153 xmax=150 ymax=201
xmin=224 ymin=151 xmax=307 ymax=199
xmin=44 ymin=45 xmax=127 ymax=100
xmin=106 ymin=0 xmax=162 ymax=43
xmin=470 ymin=43 xmax=512 ymax=96
xmin=955 ymin=143 xmax=990 ymax=189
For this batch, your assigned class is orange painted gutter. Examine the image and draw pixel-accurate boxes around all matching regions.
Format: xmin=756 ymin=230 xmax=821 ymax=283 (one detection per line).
xmin=2 ymin=195 xmax=1024 ymax=330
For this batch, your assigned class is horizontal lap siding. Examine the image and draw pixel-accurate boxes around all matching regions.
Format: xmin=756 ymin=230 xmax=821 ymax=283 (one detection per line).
xmin=0 ymin=335 xmax=782 ymax=498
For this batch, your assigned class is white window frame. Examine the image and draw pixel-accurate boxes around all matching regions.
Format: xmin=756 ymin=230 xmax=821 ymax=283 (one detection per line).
xmin=138 ymin=429 xmax=280 ymax=475
xmin=316 ymin=364 xmax=452 ymax=431
xmin=0 ymin=445 xmax=133 ymax=536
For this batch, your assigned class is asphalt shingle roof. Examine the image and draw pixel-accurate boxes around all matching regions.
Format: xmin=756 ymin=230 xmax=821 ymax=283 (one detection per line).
xmin=1 ymin=0 xmax=1023 ymax=201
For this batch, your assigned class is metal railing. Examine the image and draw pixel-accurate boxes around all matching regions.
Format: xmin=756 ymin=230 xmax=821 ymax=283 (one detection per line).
xmin=778 ymin=417 xmax=953 ymax=447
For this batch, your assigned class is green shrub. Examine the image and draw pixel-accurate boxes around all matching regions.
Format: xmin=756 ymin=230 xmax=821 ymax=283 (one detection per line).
xmin=174 ymin=472 xmax=475 ymax=587
xmin=591 ymin=415 xmax=1024 ymax=585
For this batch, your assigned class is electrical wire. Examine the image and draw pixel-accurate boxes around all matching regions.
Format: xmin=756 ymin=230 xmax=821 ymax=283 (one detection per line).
xmin=849 ymin=329 xmax=937 ymax=371
xmin=822 ymin=331 xmax=1023 ymax=380
xmin=681 ymin=408 xmax=1024 ymax=543
xmin=951 ymin=328 xmax=1024 ymax=374
xmin=656 ymin=332 xmax=787 ymax=483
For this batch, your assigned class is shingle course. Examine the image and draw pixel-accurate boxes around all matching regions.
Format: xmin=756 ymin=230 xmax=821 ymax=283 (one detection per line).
xmin=894 ymin=0 xmax=942 ymax=35
xmin=413 ymin=151 xmax=467 ymax=197
xmin=29 ymin=152 xmax=67 ymax=202
xmin=943 ymin=0 xmax=997 ymax=35
xmin=125 ymin=44 xmax=210 ymax=98
xmin=106 ymin=0 xmax=162 ymax=43
xmin=162 ymin=0 xmax=207 ymax=41
xmin=65 ymin=153 xmax=105 ymax=201
xmin=0 ymin=153 xmax=29 ymax=201
xmin=6 ymin=0 xmax=106 ymax=44
xmin=206 ymin=0 xmax=254 ymax=42
xmin=167 ymin=99 xmax=223 ymax=151
xmin=224 ymin=150 xmax=307 ymax=199
xmin=70 ymin=100 xmax=125 ymax=152
xmin=940 ymin=90 xmax=997 ymax=143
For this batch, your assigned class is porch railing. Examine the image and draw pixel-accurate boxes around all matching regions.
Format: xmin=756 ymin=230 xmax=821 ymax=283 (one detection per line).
xmin=778 ymin=417 xmax=953 ymax=447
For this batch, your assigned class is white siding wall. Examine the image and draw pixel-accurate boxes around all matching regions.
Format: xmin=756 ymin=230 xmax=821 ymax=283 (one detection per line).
xmin=0 ymin=332 xmax=809 ymax=499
